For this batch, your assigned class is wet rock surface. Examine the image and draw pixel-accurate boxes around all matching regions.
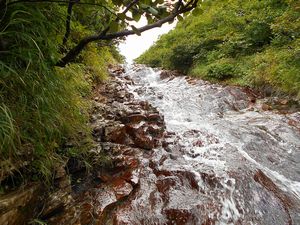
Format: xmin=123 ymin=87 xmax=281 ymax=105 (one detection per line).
xmin=41 ymin=65 xmax=168 ymax=225
xmin=0 ymin=183 xmax=42 ymax=225
xmin=103 ymin=64 xmax=300 ymax=225
xmin=46 ymin=64 xmax=299 ymax=225
xmin=0 ymin=64 xmax=166 ymax=225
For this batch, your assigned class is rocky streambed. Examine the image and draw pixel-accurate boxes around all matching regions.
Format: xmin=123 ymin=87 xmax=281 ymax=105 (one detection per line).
xmin=118 ymin=65 xmax=300 ymax=225
xmin=1 ymin=64 xmax=300 ymax=225
xmin=0 ymin=64 xmax=167 ymax=225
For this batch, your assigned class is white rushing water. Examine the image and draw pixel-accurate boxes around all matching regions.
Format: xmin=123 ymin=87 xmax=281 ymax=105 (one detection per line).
xmin=119 ymin=65 xmax=300 ymax=224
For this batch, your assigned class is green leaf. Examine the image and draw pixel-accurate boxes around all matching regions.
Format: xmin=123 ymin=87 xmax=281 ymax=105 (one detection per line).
xmin=148 ymin=7 xmax=159 ymax=15
xmin=131 ymin=25 xmax=141 ymax=36
xmin=132 ymin=11 xmax=142 ymax=22
xmin=158 ymin=6 xmax=169 ymax=18
xmin=146 ymin=14 xmax=155 ymax=24
xmin=140 ymin=0 xmax=152 ymax=5
xmin=192 ymin=7 xmax=204 ymax=16
xmin=140 ymin=3 xmax=149 ymax=9
xmin=154 ymin=0 xmax=164 ymax=4
xmin=183 ymin=12 xmax=190 ymax=17
xmin=110 ymin=21 xmax=119 ymax=32
xmin=117 ymin=13 xmax=126 ymax=20
xmin=177 ymin=15 xmax=183 ymax=21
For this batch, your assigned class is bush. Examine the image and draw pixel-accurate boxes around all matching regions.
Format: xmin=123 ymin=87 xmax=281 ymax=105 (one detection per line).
xmin=168 ymin=44 xmax=197 ymax=72
xmin=206 ymin=61 xmax=236 ymax=80
xmin=245 ymin=21 xmax=273 ymax=48
xmin=251 ymin=43 xmax=300 ymax=97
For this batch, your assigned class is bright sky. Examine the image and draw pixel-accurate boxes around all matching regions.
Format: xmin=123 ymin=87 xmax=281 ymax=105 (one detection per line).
xmin=118 ymin=17 xmax=176 ymax=63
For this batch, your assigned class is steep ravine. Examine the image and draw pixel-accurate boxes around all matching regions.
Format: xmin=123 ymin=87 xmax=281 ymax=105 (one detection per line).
xmin=0 ymin=64 xmax=299 ymax=225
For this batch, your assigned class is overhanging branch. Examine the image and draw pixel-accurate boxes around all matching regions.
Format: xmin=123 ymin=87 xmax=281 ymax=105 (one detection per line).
xmin=56 ymin=0 xmax=198 ymax=67
xmin=122 ymin=0 xmax=139 ymax=15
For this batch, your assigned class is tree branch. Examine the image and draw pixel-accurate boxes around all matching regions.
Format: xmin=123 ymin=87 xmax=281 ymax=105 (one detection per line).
xmin=122 ymin=0 xmax=138 ymax=15
xmin=56 ymin=27 xmax=110 ymax=67
xmin=174 ymin=0 xmax=183 ymax=12
xmin=62 ymin=0 xmax=76 ymax=45
xmin=56 ymin=0 xmax=198 ymax=67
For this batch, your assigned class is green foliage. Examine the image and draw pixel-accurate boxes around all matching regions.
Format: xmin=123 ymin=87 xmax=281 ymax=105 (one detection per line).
xmin=0 ymin=2 xmax=121 ymax=184
xmin=82 ymin=44 xmax=117 ymax=83
xmin=168 ymin=44 xmax=197 ymax=72
xmin=206 ymin=61 xmax=236 ymax=80
xmin=137 ymin=0 xmax=300 ymax=98
xmin=74 ymin=0 xmax=197 ymax=36
xmin=251 ymin=41 xmax=300 ymax=95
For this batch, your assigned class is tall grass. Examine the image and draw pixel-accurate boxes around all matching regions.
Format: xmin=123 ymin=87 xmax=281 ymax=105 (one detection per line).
xmin=0 ymin=2 xmax=120 ymax=184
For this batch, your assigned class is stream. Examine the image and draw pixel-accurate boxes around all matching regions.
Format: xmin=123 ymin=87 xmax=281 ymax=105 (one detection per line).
xmin=1 ymin=65 xmax=299 ymax=225
xmin=107 ymin=65 xmax=300 ymax=225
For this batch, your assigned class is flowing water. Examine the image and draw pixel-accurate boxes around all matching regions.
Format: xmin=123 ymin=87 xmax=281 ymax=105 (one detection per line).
xmin=110 ymin=65 xmax=300 ymax=225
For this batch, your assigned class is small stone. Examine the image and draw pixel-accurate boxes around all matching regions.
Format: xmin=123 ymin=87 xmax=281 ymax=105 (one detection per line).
xmin=261 ymin=103 xmax=271 ymax=111
xmin=169 ymin=154 xmax=178 ymax=160
xmin=280 ymin=99 xmax=288 ymax=105
xmin=92 ymin=126 xmax=104 ymax=139
xmin=160 ymin=70 xmax=172 ymax=79
xmin=118 ymin=90 xmax=126 ymax=98
xmin=193 ymin=140 xmax=203 ymax=147
xmin=147 ymin=113 xmax=161 ymax=122
xmin=41 ymin=190 xmax=74 ymax=219
xmin=249 ymin=97 xmax=256 ymax=103
xmin=122 ymin=114 xmax=146 ymax=124
xmin=54 ymin=165 xmax=66 ymax=179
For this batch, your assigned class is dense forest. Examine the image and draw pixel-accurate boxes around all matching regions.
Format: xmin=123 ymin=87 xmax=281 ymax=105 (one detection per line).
xmin=136 ymin=0 xmax=300 ymax=98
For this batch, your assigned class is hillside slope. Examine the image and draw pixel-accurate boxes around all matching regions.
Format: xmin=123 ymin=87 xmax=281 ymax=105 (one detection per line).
xmin=136 ymin=0 xmax=300 ymax=98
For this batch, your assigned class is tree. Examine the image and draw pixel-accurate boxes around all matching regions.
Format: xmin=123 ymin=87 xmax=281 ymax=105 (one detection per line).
xmin=5 ymin=0 xmax=199 ymax=66
xmin=57 ymin=0 xmax=199 ymax=67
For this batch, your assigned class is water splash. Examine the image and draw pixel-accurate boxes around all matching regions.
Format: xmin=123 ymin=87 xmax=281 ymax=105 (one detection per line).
xmin=113 ymin=65 xmax=300 ymax=224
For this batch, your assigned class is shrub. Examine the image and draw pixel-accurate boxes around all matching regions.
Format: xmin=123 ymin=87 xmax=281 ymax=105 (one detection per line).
xmin=251 ymin=43 xmax=300 ymax=97
xmin=206 ymin=61 xmax=236 ymax=80
xmin=168 ymin=45 xmax=197 ymax=72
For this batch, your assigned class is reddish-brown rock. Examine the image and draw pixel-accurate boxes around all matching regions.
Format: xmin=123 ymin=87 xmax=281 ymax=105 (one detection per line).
xmin=164 ymin=208 xmax=195 ymax=224
xmin=111 ymin=179 xmax=133 ymax=200
xmin=121 ymin=113 xmax=147 ymax=124
xmin=262 ymin=103 xmax=272 ymax=111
